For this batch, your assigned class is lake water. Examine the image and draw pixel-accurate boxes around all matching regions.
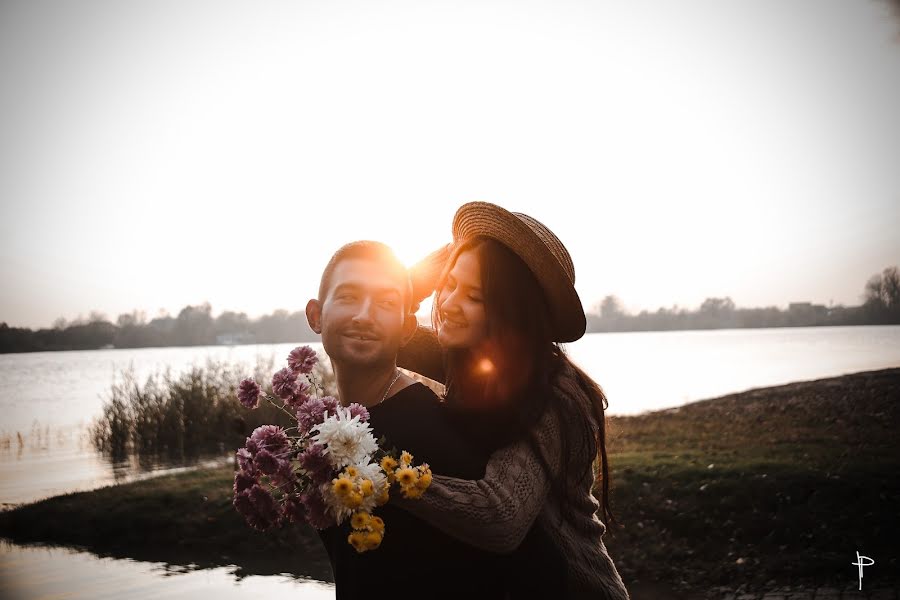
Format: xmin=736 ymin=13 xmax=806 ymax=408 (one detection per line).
xmin=2 ymin=325 xmax=899 ymax=507
xmin=0 ymin=540 xmax=335 ymax=600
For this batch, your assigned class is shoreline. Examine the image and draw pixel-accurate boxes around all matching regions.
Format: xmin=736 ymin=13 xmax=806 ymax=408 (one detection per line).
xmin=2 ymin=323 xmax=897 ymax=356
xmin=1 ymin=367 xmax=898 ymax=597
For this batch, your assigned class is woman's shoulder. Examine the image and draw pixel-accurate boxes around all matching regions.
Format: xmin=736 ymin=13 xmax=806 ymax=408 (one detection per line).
xmin=545 ymin=358 xmax=602 ymax=458
xmin=548 ymin=358 xmax=593 ymax=411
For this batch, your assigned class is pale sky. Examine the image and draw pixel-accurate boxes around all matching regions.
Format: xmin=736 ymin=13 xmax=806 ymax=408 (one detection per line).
xmin=2 ymin=0 xmax=899 ymax=329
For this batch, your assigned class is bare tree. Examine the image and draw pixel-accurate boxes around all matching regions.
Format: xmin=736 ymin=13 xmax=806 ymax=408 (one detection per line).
xmin=598 ymin=295 xmax=626 ymax=318
xmin=883 ymin=267 xmax=900 ymax=309
xmin=864 ymin=266 xmax=900 ymax=309
xmin=88 ymin=311 xmax=109 ymax=324
xmin=117 ymin=310 xmax=148 ymax=328
xmin=699 ymin=297 xmax=736 ymax=314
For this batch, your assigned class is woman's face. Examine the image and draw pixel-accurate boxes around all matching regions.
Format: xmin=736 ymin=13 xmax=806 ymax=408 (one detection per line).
xmin=436 ymin=249 xmax=488 ymax=349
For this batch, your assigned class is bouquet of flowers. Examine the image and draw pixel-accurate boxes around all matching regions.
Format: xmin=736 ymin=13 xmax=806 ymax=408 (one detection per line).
xmin=232 ymin=345 xmax=432 ymax=553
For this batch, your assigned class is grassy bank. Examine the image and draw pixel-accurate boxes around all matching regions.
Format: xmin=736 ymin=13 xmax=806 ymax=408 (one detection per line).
xmin=603 ymin=368 xmax=899 ymax=592
xmin=2 ymin=368 xmax=898 ymax=594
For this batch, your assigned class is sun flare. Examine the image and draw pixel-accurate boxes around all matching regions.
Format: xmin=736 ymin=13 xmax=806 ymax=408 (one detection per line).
xmin=387 ymin=238 xmax=442 ymax=270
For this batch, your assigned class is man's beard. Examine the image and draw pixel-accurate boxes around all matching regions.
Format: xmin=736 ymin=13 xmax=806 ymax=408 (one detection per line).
xmin=326 ymin=328 xmax=398 ymax=369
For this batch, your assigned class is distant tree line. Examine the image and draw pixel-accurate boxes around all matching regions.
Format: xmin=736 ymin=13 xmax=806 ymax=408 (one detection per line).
xmin=588 ymin=266 xmax=900 ymax=333
xmin=0 ymin=302 xmax=319 ymax=353
xmin=1 ymin=266 xmax=898 ymax=353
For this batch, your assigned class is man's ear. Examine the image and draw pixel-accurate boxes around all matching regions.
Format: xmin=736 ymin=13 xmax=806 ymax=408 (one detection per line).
xmin=400 ymin=312 xmax=418 ymax=347
xmin=306 ymin=299 xmax=323 ymax=334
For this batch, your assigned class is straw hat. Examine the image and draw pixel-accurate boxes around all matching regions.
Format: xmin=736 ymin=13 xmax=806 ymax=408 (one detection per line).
xmin=449 ymin=201 xmax=586 ymax=342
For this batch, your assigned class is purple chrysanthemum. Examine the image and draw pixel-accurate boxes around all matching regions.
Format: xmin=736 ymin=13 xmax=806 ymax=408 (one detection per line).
xmin=236 ymin=448 xmax=257 ymax=475
xmin=347 ymin=402 xmax=369 ymax=423
xmin=233 ymin=488 xmax=255 ymax=519
xmin=296 ymin=397 xmax=327 ymax=434
xmin=234 ymin=470 xmax=256 ymax=494
xmin=321 ymin=395 xmax=339 ymax=416
xmin=287 ymin=346 xmax=318 ymax=374
xmin=272 ymin=367 xmax=298 ymax=400
xmin=282 ymin=494 xmax=307 ymax=525
xmin=234 ymin=487 xmax=276 ymax=531
xmin=254 ymin=448 xmax=281 ymax=475
xmin=249 ymin=424 xmax=289 ymax=454
xmin=285 ymin=380 xmax=312 ymax=411
xmin=298 ymin=443 xmax=332 ymax=484
xmin=247 ymin=484 xmax=281 ymax=530
xmin=271 ymin=459 xmax=296 ymax=489
xmin=237 ymin=378 xmax=261 ymax=409
xmin=301 ymin=487 xmax=332 ymax=530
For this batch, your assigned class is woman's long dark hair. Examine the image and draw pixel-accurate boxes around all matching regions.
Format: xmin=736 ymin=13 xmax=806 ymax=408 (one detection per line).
xmin=433 ymin=237 xmax=616 ymax=528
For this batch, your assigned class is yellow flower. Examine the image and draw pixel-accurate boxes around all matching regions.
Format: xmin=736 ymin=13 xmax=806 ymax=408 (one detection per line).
xmin=363 ymin=531 xmax=383 ymax=550
xmin=345 ymin=466 xmax=359 ymax=478
xmin=332 ymin=477 xmax=353 ymax=496
xmin=350 ymin=511 xmax=371 ymax=530
xmin=376 ymin=490 xmax=390 ymax=506
xmin=380 ymin=456 xmax=398 ymax=472
xmin=416 ymin=470 xmax=432 ymax=490
xmin=359 ymin=479 xmax=375 ymax=497
xmin=400 ymin=451 xmax=413 ymax=467
xmin=395 ymin=467 xmax=417 ymax=487
xmin=370 ymin=516 xmax=385 ymax=533
xmin=348 ymin=531 xmax=367 ymax=553
xmin=344 ymin=491 xmax=364 ymax=509
xmin=401 ymin=483 xmax=425 ymax=499
xmin=380 ymin=456 xmax=397 ymax=483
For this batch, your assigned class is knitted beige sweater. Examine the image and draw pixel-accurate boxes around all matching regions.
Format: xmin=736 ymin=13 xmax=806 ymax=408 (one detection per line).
xmin=396 ymin=360 xmax=631 ymax=599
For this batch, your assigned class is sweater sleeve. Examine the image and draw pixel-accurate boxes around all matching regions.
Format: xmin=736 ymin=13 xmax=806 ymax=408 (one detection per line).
xmin=395 ymin=404 xmax=563 ymax=554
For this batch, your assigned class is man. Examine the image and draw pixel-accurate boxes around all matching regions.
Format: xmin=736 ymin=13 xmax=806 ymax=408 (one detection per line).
xmin=305 ymin=240 xmax=504 ymax=599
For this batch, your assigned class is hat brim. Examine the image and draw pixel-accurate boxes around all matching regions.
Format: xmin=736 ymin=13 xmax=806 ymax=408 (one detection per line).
xmin=452 ymin=201 xmax=586 ymax=343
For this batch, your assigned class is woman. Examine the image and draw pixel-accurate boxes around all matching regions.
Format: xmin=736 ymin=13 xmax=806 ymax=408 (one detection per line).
xmin=398 ymin=201 xmax=630 ymax=599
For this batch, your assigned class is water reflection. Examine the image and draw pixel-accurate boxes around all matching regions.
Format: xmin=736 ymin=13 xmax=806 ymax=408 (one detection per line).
xmin=0 ymin=423 xmax=231 ymax=508
xmin=0 ymin=540 xmax=336 ymax=599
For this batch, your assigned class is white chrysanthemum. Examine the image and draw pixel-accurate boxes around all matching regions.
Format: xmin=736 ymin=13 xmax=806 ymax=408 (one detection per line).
xmin=316 ymin=481 xmax=353 ymax=525
xmin=353 ymin=461 xmax=389 ymax=513
xmin=321 ymin=482 xmax=353 ymax=525
xmin=312 ymin=406 xmax=379 ymax=470
xmin=354 ymin=461 xmax=388 ymax=489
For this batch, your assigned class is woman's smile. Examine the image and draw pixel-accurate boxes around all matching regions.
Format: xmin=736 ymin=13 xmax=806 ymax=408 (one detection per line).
xmin=441 ymin=317 xmax=467 ymax=329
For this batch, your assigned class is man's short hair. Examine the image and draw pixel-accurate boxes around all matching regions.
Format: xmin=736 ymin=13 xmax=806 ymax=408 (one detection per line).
xmin=318 ymin=241 xmax=414 ymax=312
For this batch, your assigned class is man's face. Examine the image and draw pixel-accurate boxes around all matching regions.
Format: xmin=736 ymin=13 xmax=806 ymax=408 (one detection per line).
xmin=308 ymin=258 xmax=415 ymax=369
